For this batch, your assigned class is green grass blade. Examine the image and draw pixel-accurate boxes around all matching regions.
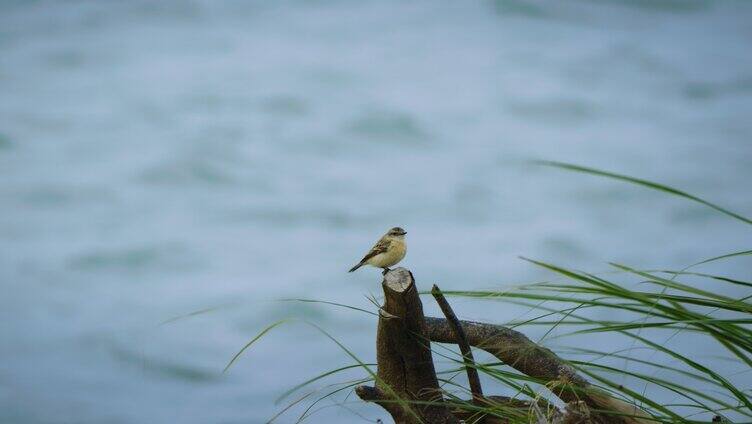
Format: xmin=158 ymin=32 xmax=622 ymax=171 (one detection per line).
xmin=159 ymin=302 xmax=238 ymax=326
xmin=691 ymin=249 xmax=752 ymax=267
xmin=275 ymin=363 xmax=376 ymax=405
xmin=295 ymin=378 xmax=372 ymax=423
xmin=536 ymin=161 xmax=752 ymax=225
xmin=573 ymin=360 xmax=742 ymax=415
xmin=655 ymin=270 xmax=752 ymax=289
xmin=279 ymin=298 xmax=378 ymax=316
xmin=224 ymin=319 xmax=291 ymax=373
xmin=625 ymin=331 xmax=752 ymax=412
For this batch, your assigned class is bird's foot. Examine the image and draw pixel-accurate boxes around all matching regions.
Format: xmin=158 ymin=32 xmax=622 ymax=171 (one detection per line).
xmin=382 ymin=268 xmax=391 ymax=275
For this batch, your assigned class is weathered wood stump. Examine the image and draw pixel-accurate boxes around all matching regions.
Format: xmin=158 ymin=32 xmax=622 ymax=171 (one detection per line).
xmin=355 ymin=268 xmax=459 ymax=424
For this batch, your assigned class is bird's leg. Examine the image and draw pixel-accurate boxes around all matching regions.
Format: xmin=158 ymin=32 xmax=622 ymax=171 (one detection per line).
xmin=382 ymin=267 xmax=390 ymax=275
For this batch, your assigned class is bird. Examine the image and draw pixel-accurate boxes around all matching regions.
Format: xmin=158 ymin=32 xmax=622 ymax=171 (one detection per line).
xmin=348 ymin=227 xmax=407 ymax=273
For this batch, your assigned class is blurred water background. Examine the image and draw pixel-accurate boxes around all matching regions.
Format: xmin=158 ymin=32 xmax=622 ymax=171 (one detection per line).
xmin=1 ymin=1 xmax=751 ymax=423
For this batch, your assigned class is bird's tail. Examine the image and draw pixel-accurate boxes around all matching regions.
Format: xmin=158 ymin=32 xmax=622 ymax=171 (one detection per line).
xmin=348 ymin=262 xmax=363 ymax=272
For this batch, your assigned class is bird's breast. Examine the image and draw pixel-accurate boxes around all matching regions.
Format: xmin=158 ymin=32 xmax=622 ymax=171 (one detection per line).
xmin=367 ymin=239 xmax=406 ymax=268
xmin=392 ymin=240 xmax=406 ymax=260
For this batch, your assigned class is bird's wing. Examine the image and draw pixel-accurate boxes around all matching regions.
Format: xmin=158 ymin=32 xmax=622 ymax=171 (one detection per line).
xmin=359 ymin=238 xmax=391 ymax=264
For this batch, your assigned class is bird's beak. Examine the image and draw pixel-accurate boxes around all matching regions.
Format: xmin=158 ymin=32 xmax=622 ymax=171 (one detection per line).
xmin=401 ymin=231 xmax=407 ymax=235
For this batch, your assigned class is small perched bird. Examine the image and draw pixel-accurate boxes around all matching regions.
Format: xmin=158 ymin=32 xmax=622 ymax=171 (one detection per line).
xmin=348 ymin=227 xmax=407 ymax=273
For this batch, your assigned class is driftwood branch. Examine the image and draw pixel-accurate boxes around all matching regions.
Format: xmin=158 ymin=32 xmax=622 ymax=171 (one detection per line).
xmin=431 ymin=284 xmax=484 ymax=407
xmin=355 ymin=385 xmax=405 ymax=420
xmin=357 ymin=268 xmax=648 ymax=424
xmin=425 ymin=317 xmax=648 ymax=424
xmin=424 ymin=317 xmax=588 ymax=401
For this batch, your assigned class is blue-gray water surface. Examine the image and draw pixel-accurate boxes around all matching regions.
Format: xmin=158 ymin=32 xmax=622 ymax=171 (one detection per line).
xmin=1 ymin=1 xmax=751 ymax=423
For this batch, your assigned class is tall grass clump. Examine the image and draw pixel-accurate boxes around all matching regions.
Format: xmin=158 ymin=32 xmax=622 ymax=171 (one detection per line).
xmin=228 ymin=162 xmax=751 ymax=423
